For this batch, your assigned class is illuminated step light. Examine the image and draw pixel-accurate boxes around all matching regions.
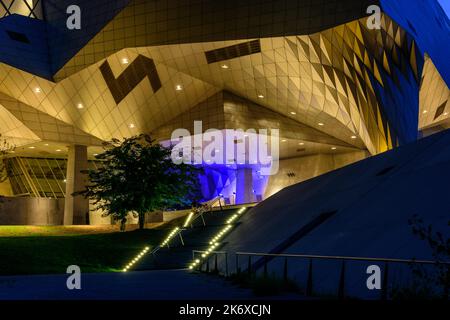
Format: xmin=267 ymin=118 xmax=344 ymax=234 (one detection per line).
xmin=121 ymin=58 xmax=129 ymax=64
xmin=28 ymin=146 xmax=35 ymax=149
xmin=188 ymin=207 xmax=247 ymax=270
xmin=77 ymin=103 xmax=84 ymax=109
xmin=175 ymin=84 xmax=183 ymax=91
xmin=290 ymin=111 xmax=296 ymax=115
xmin=257 ymin=94 xmax=264 ymax=99
xmin=221 ymin=64 xmax=229 ymax=69
xmin=122 ymin=246 xmax=150 ymax=272
xmin=161 ymin=227 xmax=180 ymax=246
xmin=56 ymin=149 xmax=62 ymax=152
xmin=318 ymin=122 xmax=324 ymax=126
xmin=299 ymin=142 xmax=304 ymax=145
xmin=183 ymin=212 xmax=194 ymax=228
xmin=351 ymin=135 xmax=357 ymax=139
xmin=34 ymin=87 xmax=41 ymax=93
xmin=331 ymin=147 xmax=337 ymax=150
xmin=128 ymin=123 xmax=135 ymax=129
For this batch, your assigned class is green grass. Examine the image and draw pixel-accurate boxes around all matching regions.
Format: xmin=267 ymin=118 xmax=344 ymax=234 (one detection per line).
xmin=0 ymin=228 xmax=167 ymax=276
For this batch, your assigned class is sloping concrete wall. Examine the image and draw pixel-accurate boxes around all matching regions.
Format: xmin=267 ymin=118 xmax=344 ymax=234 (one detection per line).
xmin=217 ymin=130 xmax=450 ymax=298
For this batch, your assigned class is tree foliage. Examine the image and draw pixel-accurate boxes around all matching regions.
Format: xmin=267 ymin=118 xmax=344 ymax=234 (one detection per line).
xmin=79 ymin=134 xmax=202 ymax=231
xmin=408 ymin=215 xmax=450 ymax=299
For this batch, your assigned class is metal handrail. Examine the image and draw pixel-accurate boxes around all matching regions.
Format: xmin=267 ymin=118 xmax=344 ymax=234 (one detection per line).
xmin=235 ymin=252 xmax=450 ymax=265
xmin=192 ymin=250 xmax=229 ymax=276
xmin=187 ymin=249 xmax=449 ymax=299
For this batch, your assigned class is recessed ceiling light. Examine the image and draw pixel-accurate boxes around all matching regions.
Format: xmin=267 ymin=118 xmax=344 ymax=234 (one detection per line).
xmin=331 ymin=147 xmax=337 ymax=150
xmin=34 ymin=87 xmax=41 ymax=93
xmin=175 ymin=84 xmax=183 ymax=91
xmin=257 ymin=94 xmax=264 ymax=99
xmin=56 ymin=149 xmax=61 ymax=152
xmin=422 ymin=110 xmax=428 ymax=114
xmin=290 ymin=111 xmax=296 ymax=115
xmin=121 ymin=58 xmax=129 ymax=64
xmin=221 ymin=64 xmax=229 ymax=69
xmin=318 ymin=122 xmax=324 ymax=126
xmin=129 ymin=123 xmax=135 ymax=129
xmin=77 ymin=103 xmax=84 ymax=109
xmin=351 ymin=135 xmax=357 ymax=139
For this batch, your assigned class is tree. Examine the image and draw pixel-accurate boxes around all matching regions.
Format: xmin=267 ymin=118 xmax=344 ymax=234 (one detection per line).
xmin=79 ymin=134 xmax=202 ymax=231
xmin=408 ymin=215 xmax=450 ymax=299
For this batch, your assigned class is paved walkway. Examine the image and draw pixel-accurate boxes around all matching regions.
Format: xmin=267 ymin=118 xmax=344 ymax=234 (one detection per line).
xmin=0 ymin=269 xmax=260 ymax=300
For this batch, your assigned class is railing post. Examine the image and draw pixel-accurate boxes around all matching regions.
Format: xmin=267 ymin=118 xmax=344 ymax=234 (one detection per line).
xmin=178 ymin=232 xmax=184 ymax=246
xmin=381 ymin=262 xmax=389 ymax=300
xmin=306 ymin=259 xmax=313 ymax=297
xmin=283 ymin=258 xmax=288 ymax=282
xmin=225 ymin=253 xmax=229 ymax=277
xmin=338 ymin=260 xmax=346 ymax=300
xmin=200 ymin=213 xmax=206 ymax=226
xmin=263 ymin=257 xmax=268 ymax=279
xmin=214 ymin=253 xmax=218 ymax=273
xmin=248 ymin=256 xmax=252 ymax=276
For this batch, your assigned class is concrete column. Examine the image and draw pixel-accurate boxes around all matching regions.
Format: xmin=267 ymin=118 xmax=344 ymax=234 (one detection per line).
xmin=235 ymin=168 xmax=254 ymax=204
xmin=64 ymin=145 xmax=89 ymax=225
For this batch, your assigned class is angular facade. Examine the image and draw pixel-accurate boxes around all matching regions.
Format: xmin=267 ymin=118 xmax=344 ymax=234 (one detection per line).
xmin=0 ymin=0 xmax=449 ymax=225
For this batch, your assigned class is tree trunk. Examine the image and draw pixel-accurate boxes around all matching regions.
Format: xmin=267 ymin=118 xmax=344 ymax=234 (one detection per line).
xmin=120 ymin=218 xmax=127 ymax=232
xmin=138 ymin=211 xmax=145 ymax=230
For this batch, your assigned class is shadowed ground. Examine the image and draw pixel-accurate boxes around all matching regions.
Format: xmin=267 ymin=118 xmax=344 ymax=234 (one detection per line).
xmin=0 ymin=269 xmax=276 ymax=300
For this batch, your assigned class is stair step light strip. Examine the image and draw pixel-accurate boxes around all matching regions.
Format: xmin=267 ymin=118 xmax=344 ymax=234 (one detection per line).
xmin=189 ymin=207 xmax=246 ymax=270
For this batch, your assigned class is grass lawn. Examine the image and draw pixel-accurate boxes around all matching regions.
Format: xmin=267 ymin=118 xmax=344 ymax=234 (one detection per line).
xmin=0 ymin=226 xmax=170 ymax=276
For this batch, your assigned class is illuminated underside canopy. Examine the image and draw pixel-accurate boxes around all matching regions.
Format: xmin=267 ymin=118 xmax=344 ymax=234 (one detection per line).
xmin=0 ymin=0 xmax=448 ymax=159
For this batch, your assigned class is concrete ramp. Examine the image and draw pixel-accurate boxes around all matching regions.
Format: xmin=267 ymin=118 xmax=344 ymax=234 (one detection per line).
xmin=214 ymin=130 xmax=450 ymax=298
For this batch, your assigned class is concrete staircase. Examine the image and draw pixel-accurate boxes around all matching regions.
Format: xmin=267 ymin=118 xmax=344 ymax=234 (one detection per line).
xmin=133 ymin=208 xmax=241 ymax=270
